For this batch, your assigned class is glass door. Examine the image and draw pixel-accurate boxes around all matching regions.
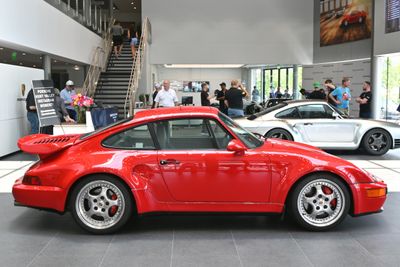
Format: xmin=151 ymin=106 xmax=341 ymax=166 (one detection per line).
xmin=380 ymin=56 xmax=400 ymax=121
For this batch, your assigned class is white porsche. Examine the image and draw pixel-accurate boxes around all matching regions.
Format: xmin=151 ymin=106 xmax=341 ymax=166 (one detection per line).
xmin=236 ymin=100 xmax=400 ymax=155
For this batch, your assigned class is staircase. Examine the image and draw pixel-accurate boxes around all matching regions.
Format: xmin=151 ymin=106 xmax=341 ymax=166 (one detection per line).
xmin=94 ymin=39 xmax=133 ymax=118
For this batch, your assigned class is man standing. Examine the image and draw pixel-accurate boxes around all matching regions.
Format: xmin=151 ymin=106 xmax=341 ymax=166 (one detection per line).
xmin=324 ymin=79 xmax=337 ymax=106
xmin=308 ymin=82 xmax=326 ymax=100
xmin=60 ymin=80 xmax=77 ymax=121
xmin=224 ymin=80 xmax=248 ymax=117
xmin=329 ymin=77 xmax=352 ymax=116
xmin=26 ymin=89 xmax=39 ymax=134
xmin=154 ymin=80 xmax=178 ymax=107
xmin=252 ymin=86 xmax=260 ymax=102
xmin=356 ymin=81 xmax=372 ymax=118
xmin=200 ymin=83 xmax=212 ymax=106
xmin=152 ymin=83 xmax=161 ymax=108
xmin=216 ymin=82 xmax=228 ymax=114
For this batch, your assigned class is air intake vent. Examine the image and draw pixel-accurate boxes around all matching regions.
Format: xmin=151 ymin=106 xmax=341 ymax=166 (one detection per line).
xmin=395 ymin=139 xmax=400 ymax=148
xmin=33 ymin=136 xmax=77 ymax=144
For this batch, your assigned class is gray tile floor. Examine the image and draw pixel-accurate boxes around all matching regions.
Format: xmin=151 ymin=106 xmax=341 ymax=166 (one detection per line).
xmin=0 ymin=193 xmax=399 ymax=267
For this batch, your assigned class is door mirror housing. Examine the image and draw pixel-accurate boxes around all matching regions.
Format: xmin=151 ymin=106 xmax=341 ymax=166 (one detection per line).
xmin=332 ymin=111 xmax=340 ymax=119
xmin=227 ymin=140 xmax=247 ymax=155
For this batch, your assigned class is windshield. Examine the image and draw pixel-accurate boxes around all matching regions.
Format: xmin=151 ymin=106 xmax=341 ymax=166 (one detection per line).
xmin=219 ymin=112 xmax=263 ymax=149
xmin=80 ymin=117 xmax=133 ymax=140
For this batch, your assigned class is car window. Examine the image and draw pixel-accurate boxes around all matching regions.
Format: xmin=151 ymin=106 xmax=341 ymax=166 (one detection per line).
xmin=208 ymin=120 xmax=233 ymax=149
xmin=298 ymin=104 xmax=333 ymax=119
xmin=275 ymin=107 xmax=300 ymax=119
xmin=151 ymin=118 xmax=219 ymax=150
xmin=102 ymin=124 xmax=155 ymax=150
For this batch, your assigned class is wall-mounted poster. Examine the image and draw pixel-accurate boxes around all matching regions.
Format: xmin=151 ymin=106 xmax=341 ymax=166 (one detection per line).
xmin=320 ymin=0 xmax=372 ymax=46
xmin=182 ymin=81 xmax=210 ymax=92
xmin=386 ymin=0 xmax=400 ymax=33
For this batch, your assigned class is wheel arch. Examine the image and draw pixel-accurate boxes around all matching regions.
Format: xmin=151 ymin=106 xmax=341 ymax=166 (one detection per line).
xmin=64 ymin=172 xmax=138 ymax=214
xmin=284 ymin=171 xmax=355 ymax=215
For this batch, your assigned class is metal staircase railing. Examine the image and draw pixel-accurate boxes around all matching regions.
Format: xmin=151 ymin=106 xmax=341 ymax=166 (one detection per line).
xmin=124 ymin=17 xmax=150 ymax=117
xmin=83 ymin=18 xmax=115 ymax=98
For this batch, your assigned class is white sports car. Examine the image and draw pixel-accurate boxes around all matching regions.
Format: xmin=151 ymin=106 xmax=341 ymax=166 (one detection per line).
xmin=236 ymin=100 xmax=400 ymax=155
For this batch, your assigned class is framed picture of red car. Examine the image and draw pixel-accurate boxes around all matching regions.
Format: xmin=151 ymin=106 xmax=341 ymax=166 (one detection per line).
xmin=320 ymin=0 xmax=372 ymax=47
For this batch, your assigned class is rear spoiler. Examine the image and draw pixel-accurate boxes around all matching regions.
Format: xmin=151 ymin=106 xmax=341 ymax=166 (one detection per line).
xmin=18 ymin=134 xmax=80 ymax=159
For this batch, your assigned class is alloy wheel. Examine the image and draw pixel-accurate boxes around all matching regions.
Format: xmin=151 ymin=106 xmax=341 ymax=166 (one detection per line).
xmin=297 ymin=179 xmax=345 ymax=228
xmin=75 ymin=180 xmax=125 ymax=230
xmin=368 ymin=133 xmax=388 ymax=152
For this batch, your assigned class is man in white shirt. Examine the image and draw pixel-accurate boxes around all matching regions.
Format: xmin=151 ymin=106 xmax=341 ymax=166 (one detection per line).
xmin=155 ymin=80 xmax=179 ymax=107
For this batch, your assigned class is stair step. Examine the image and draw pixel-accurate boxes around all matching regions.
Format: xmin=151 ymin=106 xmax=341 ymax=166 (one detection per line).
xmin=94 ymin=95 xmax=127 ymax=99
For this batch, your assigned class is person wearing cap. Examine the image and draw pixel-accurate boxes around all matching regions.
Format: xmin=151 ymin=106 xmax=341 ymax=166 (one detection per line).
xmin=216 ymin=82 xmax=228 ymax=114
xmin=60 ymin=80 xmax=77 ymax=121
xmin=308 ymin=82 xmax=326 ymax=100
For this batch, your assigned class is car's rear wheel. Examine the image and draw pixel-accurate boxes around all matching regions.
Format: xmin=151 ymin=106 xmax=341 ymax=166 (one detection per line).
xmin=362 ymin=129 xmax=392 ymax=156
xmin=265 ymin=129 xmax=293 ymax=141
xmin=289 ymin=174 xmax=350 ymax=231
xmin=70 ymin=175 xmax=133 ymax=234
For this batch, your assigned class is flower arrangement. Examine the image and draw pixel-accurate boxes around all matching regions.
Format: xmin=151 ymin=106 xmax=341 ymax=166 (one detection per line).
xmin=71 ymin=94 xmax=94 ymax=123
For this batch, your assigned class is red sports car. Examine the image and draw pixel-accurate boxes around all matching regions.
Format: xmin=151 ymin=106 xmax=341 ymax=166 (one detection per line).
xmin=341 ymin=10 xmax=367 ymax=27
xmin=13 ymin=107 xmax=387 ymax=234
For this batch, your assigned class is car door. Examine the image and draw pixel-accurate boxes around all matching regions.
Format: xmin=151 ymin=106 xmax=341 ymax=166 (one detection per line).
xmin=293 ymin=104 xmax=357 ymax=143
xmin=151 ymin=117 xmax=271 ymax=203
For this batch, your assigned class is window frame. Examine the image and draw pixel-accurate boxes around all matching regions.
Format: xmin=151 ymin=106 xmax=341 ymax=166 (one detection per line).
xmin=297 ymin=104 xmax=334 ymax=119
xmin=149 ymin=117 xmax=234 ymax=151
xmin=101 ymin=123 xmax=158 ymax=151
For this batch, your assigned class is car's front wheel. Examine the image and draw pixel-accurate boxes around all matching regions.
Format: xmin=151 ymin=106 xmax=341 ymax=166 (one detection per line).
xmin=265 ymin=128 xmax=293 ymax=141
xmin=362 ymin=129 xmax=392 ymax=156
xmin=70 ymin=175 xmax=133 ymax=234
xmin=289 ymin=174 xmax=350 ymax=231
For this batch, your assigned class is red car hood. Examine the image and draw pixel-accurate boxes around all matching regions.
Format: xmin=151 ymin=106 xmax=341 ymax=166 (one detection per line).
xmin=18 ymin=134 xmax=81 ymax=159
xmin=265 ymin=138 xmax=324 ymax=153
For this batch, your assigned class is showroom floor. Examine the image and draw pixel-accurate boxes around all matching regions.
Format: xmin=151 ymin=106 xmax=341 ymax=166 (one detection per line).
xmin=1 ymin=151 xmax=400 ymax=267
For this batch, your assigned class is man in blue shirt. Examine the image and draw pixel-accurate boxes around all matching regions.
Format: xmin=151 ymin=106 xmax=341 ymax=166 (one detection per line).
xmin=60 ymin=80 xmax=77 ymax=121
xmin=329 ymin=77 xmax=352 ymax=116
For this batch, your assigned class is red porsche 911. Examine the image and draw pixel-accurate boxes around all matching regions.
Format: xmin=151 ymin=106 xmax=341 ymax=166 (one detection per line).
xmin=341 ymin=10 xmax=367 ymax=27
xmin=13 ymin=107 xmax=387 ymax=234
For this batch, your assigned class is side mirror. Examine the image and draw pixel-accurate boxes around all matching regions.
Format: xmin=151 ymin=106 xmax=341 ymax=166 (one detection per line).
xmin=227 ymin=140 xmax=247 ymax=155
xmin=332 ymin=112 xmax=340 ymax=119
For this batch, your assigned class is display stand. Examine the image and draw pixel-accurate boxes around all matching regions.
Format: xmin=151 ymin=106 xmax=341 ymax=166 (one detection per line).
xmin=53 ymin=111 xmax=94 ymax=135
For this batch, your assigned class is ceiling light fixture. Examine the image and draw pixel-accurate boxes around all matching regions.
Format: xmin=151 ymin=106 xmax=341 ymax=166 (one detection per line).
xmin=33 ymin=65 xmax=36 ymax=67
xmin=0 ymin=47 xmax=4 ymax=50
xmin=19 ymin=62 xmax=23 ymax=65
xmin=163 ymin=64 xmax=244 ymax=69
xmin=134 ymin=6 xmax=137 ymax=9
xmin=53 ymin=60 xmax=57 ymax=63
xmin=131 ymin=2 xmax=134 ymax=4
xmin=73 ymin=65 xmax=80 ymax=71
xmin=22 ymin=53 xmax=26 ymax=56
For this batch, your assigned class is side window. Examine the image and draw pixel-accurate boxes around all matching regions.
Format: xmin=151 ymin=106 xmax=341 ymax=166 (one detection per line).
xmin=323 ymin=105 xmax=335 ymax=118
xmin=209 ymin=120 xmax=233 ymax=149
xmin=298 ymin=104 xmax=330 ymax=119
xmin=102 ymin=124 xmax=155 ymax=150
xmin=275 ymin=107 xmax=300 ymax=119
xmin=152 ymin=119 xmax=220 ymax=150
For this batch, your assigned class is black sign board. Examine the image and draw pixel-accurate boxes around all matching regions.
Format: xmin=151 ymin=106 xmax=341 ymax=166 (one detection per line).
xmin=32 ymin=80 xmax=60 ymax=127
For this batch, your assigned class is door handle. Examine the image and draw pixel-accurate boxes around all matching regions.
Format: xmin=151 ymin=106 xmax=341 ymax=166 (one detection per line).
xmin=160 ymin=159 xmax=180 ymax=165
xmin=304 ymin=123 xmax=313 ymax=126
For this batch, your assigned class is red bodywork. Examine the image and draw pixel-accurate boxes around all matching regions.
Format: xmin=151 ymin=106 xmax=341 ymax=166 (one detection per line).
xmin=341 ymin=10 xmax=367 ymax=26
xmin=13 ymin=107 xmax=386 ymax=217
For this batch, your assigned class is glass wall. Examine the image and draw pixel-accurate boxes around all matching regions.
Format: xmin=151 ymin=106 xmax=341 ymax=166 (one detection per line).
xmin=380 ymin=55 xmax=400 ymax=120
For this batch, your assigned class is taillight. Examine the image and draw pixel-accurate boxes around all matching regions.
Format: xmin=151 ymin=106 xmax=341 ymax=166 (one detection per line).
xmin=22 ymin=175 xmax=41 ymax=186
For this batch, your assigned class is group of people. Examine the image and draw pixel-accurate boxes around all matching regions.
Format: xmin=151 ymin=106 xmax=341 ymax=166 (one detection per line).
xmin=111 ymin=21 xmax=140 ymax=59
xmin=151 ymin=80 xmax=249 ymax=118
xmin=269 ymin=87 xmax=292 ymax=99
xmin=300 ymin=77 xmax=372 ymax=118
xmin=26 ymin=80 xmax=76 ymax=134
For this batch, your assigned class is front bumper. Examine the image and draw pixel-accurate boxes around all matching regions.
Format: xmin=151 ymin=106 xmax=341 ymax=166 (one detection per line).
xmin=12 ymin=178 xmax=66 ymax=212
xmin=352 ymin=181 xmax=387 ymax=216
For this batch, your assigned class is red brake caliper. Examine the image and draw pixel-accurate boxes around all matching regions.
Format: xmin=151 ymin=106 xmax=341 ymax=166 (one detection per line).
xmin=322 ymin=186 xmax=336 ymax=208
xmin=110 ymin=194 xmax=118 ymax=216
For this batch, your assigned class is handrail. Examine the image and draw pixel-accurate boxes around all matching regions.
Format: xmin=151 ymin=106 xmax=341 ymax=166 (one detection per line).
xmin=83 ymin=18 xmax=115 ymax=97
xmin=124 ymin=17 xmax=150 ymax=117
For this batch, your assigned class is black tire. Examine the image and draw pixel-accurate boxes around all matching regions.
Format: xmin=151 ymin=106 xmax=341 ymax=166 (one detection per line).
xmin=361 ymin=129 xmax=392 ymax=156
xmin=288 ymin=173 xmax=350 ymax=231
xmin=265 ymin=128 xmax=293 ymax=141
xmin=70 ymin=175 xmax=134 ymax=234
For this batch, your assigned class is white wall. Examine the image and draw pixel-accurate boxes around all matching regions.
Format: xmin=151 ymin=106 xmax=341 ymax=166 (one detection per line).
xmin=0 ymin=0 xmax=103 ymax=65
xmin=154 ymin=66 xmax=242 ymax=106
xmin=374 ymin=0 xmax=400 ymax=56
xmin=302 ymin=59 xmax=371 ymax=117
xmin=0 ymin=64 xmax=44 ymax=157
xmin=142 ymin=0 xmax=313 ymax=64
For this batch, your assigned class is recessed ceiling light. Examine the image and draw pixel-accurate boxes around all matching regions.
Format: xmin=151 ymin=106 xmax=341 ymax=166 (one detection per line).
xmin=19 ymin=62 xmax=23 ymax=65
xmin=39 ymin=56 xmax=42 ymax=59
xmin=22 ymin=53 xmax=26 ymax=56
xmin=131 ymin=2 xmax=134 ymax=4
xmin=134 ymin=6 xmax=137 ymax=9
xmin=54 ymin=60 xmax=57 ymax=63
xmin=73 ymin=65 xmax=80 ymax=71
xmin=0 ymin=47 xmax=4 ymax=50
xmin=33 ymin=65 xmax=36 ymax=67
